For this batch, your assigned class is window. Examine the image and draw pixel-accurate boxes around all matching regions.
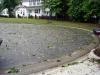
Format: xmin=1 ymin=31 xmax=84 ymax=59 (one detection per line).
xmin=29 ymin=10 xmax=32 ymax=13
xmin=37 ymin=0 xmax=40 ymax=2
xmin=21 ymin=10 xmax=23 ymax=14
xmin=33 ymin=0 xmax=40 ymax=2
xmin=37 ymin=0 xmax=41 ymax=5
xmin=23 ymin=10 xmax=25 ymax=15
xmin=35 ymin=9 xmax=40 ymax=14
xmin=33 ymin=2 xmax=36 ymax=5
xmin=29 ymin=0 xmax=32 ymax=6
xmin=29 ymin=0 xmax=41 ymax=6
xmin=37 ymin=2 xmax=41 ymax=5
xmin=33 ymin=0 xmax=36 ymax=2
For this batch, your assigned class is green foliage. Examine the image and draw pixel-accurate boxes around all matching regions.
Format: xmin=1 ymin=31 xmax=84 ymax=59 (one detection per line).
xmin=68 ymin=0 xmax=85 ymax=21
xmin=82 ymin=0 xmax=100 ymax=21
xmin=7 ymin=67 xmax=19 ymax=73
xmin=43 ymin=0 xmax=69 ymax=18
xmin=68 ymin=0 xmax=100 ymax=21
xmin=0 ymin=0 xmax=21 ymax=17
xmin=95 ymin=60 xmax=100 ymax=64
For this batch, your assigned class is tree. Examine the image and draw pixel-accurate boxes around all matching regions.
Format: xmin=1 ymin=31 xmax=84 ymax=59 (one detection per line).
xmin=0 ymin=0 xmax=21 ymax=17
xmin=68 ymin=0 xmax=85 ymax=21
xmin=56 ymin=0 xmax=69 ymax=19
xmin=82 ymin=0 xmax=100 ymax=21
xmin=43 ymin=0 xmax=69 ymax=19
xmin=68 ymin=0 xmax=100 ymax=22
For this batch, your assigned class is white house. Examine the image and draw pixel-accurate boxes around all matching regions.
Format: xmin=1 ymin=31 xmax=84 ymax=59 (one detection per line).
xmin=0 ymin=8 xmax=9 ymax=16
xmin=0 ymin=0 xmax=49 ymax=18
xmin=15 ymin=0 xmax=49 ymax=18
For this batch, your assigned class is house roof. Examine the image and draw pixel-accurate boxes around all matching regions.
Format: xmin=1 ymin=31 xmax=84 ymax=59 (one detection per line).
xmin=17 ymin=5 xmax=27 ymax=8
xmin=14 ymin=5 xmax=27 ymax=11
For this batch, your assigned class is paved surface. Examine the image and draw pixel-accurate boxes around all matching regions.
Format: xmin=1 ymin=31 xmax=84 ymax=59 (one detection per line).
xmin=0 ymin=23 xmax=96 ymax=75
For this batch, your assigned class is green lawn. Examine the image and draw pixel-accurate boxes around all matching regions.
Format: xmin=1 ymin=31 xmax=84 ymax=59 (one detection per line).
xmin=0 ymin=17 xmax=98 ymax=31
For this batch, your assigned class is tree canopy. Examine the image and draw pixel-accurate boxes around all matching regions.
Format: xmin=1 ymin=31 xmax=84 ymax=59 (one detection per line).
xmin=0 ymin=0 xmax=21 ymax=17
xmin=43 ymin=0 xmax=69 ymax=19
xmin=43 ymin=0 xmax=100 ymax=22
xmin=68 ymin=0 xmax=85 ymax=21
xmin=68 ymin=0 xmax=100 ymax=21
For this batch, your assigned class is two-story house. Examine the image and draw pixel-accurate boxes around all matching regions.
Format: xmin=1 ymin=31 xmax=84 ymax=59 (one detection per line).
xmin=0 ymin=0 xmax=49 ymax=18
xmin=15 ymin=0 xmax=48 ymax=18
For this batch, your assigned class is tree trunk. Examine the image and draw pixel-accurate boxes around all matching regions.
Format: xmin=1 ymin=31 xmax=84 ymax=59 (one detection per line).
xmin=47 ymin=9 xmax=52 ymax=23
xmin=8 ymin=8 xmax=14 ymax=18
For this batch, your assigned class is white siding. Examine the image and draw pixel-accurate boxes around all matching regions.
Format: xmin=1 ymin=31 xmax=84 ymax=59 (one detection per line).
xmin=1 ymin=9 xmax=9 ymax=16
xmin=22 ymin=2 xmax=29 ymax=6
xmin=15 ymin=8 xmax=28 ymax=18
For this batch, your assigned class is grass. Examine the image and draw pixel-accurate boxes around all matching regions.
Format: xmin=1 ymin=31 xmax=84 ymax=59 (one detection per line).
xmin=95 ymin=60 xmax=100 ymax=64
xmin=7 ymin=67 xmax=19 ymax=73
xmin=0 ymin=17 xmax=98 ymax=31
xmin=47 ymin=43 xmax=54 ymax=49
xmin=0 ymin=17 xmax=48 ymax=24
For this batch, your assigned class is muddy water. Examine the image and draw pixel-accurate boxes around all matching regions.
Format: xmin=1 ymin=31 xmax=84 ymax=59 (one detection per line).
xmin=0 ymin=23 xmax=93 ymax=69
